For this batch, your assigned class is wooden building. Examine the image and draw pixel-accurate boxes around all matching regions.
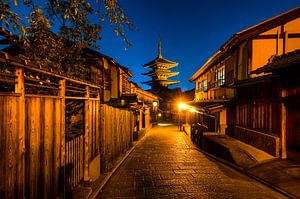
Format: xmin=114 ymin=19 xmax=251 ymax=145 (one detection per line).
xmin=92 ymin=50 xmax=159 ymax=134
xmin=249 ymin=50 xmax=300 ymax=160
xmin=189 ymin=7 xmax=300 ymax=158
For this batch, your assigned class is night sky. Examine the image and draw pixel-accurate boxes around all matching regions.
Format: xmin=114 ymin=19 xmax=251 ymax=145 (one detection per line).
xmin=98 ymin=0 xmax=299 ymax=91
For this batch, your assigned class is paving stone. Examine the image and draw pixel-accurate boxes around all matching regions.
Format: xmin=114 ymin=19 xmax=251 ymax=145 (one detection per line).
xmin=145 ymin=185 xmax=185 ymax=196
xmin=154 ymin=178 xmax=190 ymax=186
xmin=96 ymin=125 xmax=287 ymax=199
xmin=152 ymin=170 xmax=175 ymax=175
xmin=134 ymin=179 xmax=155 ymax=188
xmin=159 ymin=173 xmax=190 ymax=180
xmin=173 ymin=169 xmax=195 ymax=174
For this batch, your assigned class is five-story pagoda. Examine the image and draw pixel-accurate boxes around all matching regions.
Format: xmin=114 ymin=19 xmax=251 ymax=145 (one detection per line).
xmin=142 ymin=39 xmax=179 ymax=91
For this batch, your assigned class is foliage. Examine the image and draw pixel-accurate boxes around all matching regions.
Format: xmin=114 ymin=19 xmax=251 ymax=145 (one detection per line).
xmin=22 ymin=8 xmax=90 ymax=79
xmin=0 ymin=0 xmax=24 ymax=42
xmin=0 ymin=0 xmax=133 ymax=80
xmin=65 ymin=99 xmax=84 ymax=138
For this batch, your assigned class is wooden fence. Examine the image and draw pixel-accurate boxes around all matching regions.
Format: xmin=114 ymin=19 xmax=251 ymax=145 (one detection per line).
xmin=25 ymin=96 xmax=64 ymax=199
xmin=0 ymin=51 xmax=100 ymax=198
xmin=236 ymin=101 xmax=280 ymax=135
xmin=100 ymin=104 xmax=134 ymax=172
xmin=0 ymin=95 xmax=22 ymax=198
xmin=65 ymin=135 xmax=84 ymax=192
xmin=0 ymin=51 xmax=137 ymax=198
xmin=88 ymin=99 xmax=100 ymax=161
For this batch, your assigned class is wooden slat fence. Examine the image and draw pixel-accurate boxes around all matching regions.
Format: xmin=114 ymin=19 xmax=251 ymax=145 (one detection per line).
xmin=236 ymin=101 xmax=280 ymax=135
xmin=0 ymin=52 xmax=101 ymax=198
xmin=65 ymin=135 xmax=84 ymax=192
xmin=0 ymin=95 xmax=20 ymax=198
xmin=0 ymin=51 xmax=137 ymax=198
xmin=25 ymin=96 xmax=63 ymax=199
xmin=88 ymin=99 xmax=100 ymax=161
xmin=100 ymin=104 xmax=133 ymax=172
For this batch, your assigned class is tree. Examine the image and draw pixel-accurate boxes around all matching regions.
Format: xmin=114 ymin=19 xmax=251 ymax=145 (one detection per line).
xmin=0 ymin=0 xmax=133 ymax=78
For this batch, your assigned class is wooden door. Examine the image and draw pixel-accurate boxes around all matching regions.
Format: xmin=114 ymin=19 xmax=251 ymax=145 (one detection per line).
xmin=287 ymin=95 xmax=300 ymax=151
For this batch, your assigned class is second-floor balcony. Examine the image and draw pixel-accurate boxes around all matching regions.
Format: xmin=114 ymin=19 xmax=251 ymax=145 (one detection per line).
xmin=195 ymin=79 xmax=234 ymax=102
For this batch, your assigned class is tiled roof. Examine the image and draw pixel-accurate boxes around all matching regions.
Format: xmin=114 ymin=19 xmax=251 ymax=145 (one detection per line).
xmin=142 ymin=69 xmax=179 ymax=77
xmin=143 ymin=56 xmax=178 ymax=68
xmin=141 ymin=79 xmax=180 ymax=86
xmin=251 ymin=50 xmax=300 ymax=74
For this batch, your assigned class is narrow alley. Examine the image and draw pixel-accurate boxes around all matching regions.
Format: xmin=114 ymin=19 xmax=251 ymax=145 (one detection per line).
xmin=96 ymin=124 xmax=286 ymax=199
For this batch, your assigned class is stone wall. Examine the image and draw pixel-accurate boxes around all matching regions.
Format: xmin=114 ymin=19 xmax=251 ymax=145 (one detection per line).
xmin=227 ymin=126 xmax=280 ymax=157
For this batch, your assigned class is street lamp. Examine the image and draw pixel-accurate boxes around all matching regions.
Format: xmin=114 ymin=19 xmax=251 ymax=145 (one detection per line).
xmin=178 ymin=102 xmax=188 ymax=111
xmin=153 ymin=101 xmax=158 ymax=125
xmin=177 ymin=102 xmax=198 ymax=131
xmin=178 ymin=102 xmax=187 ymax=131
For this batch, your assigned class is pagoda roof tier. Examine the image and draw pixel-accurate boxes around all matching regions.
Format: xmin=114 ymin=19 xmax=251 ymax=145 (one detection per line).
xmin=143 ymin=56 xmax=178 ymax=68
xmin=142 ymin=70 xmax=179 ymax=77
xmin=143 ymin=38 xmax=178 ymax=69
xmin=141 ymin=79 xmax=180 ymax=86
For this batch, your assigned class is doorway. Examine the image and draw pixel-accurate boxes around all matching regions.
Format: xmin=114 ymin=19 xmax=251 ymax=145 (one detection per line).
xmin=287 ymin=95 xmax=300 ymax=161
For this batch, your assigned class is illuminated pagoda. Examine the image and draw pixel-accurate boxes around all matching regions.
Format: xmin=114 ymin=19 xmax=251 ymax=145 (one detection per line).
xmin=142 ymin=39 xmax=179 ymax=91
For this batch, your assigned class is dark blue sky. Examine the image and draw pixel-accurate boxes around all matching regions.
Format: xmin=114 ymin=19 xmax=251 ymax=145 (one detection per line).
xmin=98 ymin=0 xmax=299 ymax=91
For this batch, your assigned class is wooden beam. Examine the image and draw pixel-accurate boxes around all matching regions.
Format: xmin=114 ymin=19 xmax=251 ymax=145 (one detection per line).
xmin=15 ymin=68 xmax=25 ymax=198
xmin=281 ymin=89 xmax=287 ymax=159
xmin=84 ymin=86 xmax=90 ymax=182
xmin=276 ymin=30 xmax=279 ymax=55
xmin=283 ymin=31 xmax=288 ymax=54
xmin=0 ymin=56 xmax=101 ymax=89
xmin=58 ymin=79 xmax=66 ymax=195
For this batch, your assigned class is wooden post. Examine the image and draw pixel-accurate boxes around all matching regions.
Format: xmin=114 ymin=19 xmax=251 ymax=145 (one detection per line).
xmin=276 ymin=30 xmax=279 ymax=55
xmin=15 ymin=68 xmax=25 ymax=198
xmin=84 ymin=86 xmax=90 ymax=182
xmin=129 ymin=111 xmax=133 ymax=144
xmin=281 ymin=89 xmax=287 ymax=159
xmin=100 ymin=104 xmax=105 ymax=173
xmin=283 ymin=31 xmax=288 ymax=54
xmin=58 ymin=79 xmax=66 ymax=195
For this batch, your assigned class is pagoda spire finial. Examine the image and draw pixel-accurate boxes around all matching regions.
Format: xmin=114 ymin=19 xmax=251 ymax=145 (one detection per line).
xmin=158 ymin=35 xmax=162 ymax=58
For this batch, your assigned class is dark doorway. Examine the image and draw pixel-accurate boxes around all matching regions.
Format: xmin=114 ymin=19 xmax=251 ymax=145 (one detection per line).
xmin=287 ymin=95 xmax=300 ymax=161
xmin=142 ymin=113 xmax=146 ymax=128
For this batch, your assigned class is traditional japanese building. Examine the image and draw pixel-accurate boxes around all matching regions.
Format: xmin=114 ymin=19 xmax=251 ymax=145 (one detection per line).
xmin=142 ymin=39 xmax=179 ymax=91
xmin=189 ymin=6 xmax=300 ymax=159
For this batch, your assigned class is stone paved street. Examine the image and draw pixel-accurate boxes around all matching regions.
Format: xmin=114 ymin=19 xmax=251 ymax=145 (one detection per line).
xmin=96 ymin=125 xmax=286 ymax=199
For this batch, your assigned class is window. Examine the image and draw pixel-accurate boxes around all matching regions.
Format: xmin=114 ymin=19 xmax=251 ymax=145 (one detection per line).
xmin=215 ymin=66 xmax=225 ymax=87
xmin=197 ymin=79 xmax=208 ymax=92
xmin=198 ymin=81 xmax=202 ymax=91
xmin=203 ymin=79 xmax=208 ymax=91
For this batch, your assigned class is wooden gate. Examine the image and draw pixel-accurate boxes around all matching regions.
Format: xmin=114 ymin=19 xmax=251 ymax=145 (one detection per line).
xmin=25 ymin=96 xmax=64 ymax=199
xmin=287 ymin=95 xmax=300 ymax=150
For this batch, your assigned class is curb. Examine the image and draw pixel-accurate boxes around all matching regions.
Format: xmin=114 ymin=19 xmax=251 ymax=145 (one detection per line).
xmin=181 ymin=132 xmax=297 ymax=199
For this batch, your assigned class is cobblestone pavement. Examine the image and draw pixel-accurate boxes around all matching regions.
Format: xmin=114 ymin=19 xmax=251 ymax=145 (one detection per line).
xmin=96 ymin=125 xmax=287 ymax=199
